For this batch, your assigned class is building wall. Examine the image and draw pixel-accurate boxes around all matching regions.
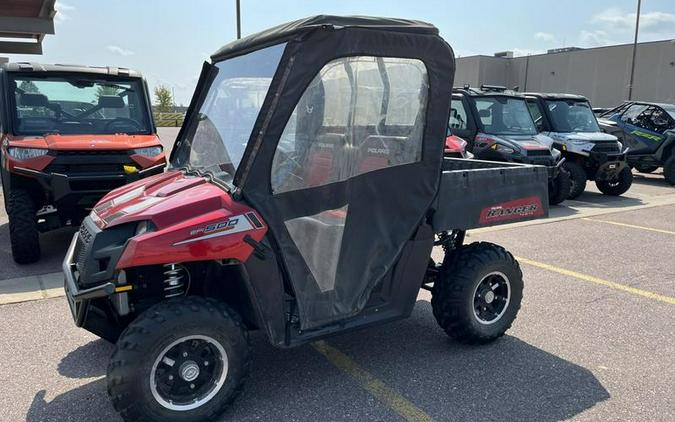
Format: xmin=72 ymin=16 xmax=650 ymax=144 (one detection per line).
xmin=456 ymin=40 xmax=675 ymax=107
xmin=454 ymin=56 xmax=482 ymax=87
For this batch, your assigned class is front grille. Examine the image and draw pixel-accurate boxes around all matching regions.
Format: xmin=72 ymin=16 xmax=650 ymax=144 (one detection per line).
xmin=72 ymin=217 xmax=136 ymax=288
xmin=592 ymin=142 xmax=620 ymax=153
xmin=74 ymin=223 xmax=93 ymax=274
xmin=48 ymin=164 xmax=123 ymax=174
xmin=526 ymin=149 xmax=551 ymax=156
xmin=522 ymin=156 xmax=555 ymax=166
xmin=45 ymin=150 xmax=134 ymax=182
xmin=54 ymin=150 xmax=131 ymax=156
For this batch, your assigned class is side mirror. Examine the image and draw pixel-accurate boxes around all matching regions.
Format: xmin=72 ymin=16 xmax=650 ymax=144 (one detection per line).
xmin=478 ymin=109 xmax=491 ymax=118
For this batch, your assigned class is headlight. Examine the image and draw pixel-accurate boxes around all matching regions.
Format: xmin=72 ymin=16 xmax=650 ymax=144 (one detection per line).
xmin=495 ymin=144 xmax=515 ymax=154
xmin=617 ymin=141 xmax=623 ymax=150
xmin=135 ymin=221 xmax=156 ymax=236
xmin=7 ymin=147 xmax=49 ymax=160
xmin=551 ymin=148 xmax=561 ymax=158
xmin=133 ymin=146 xmax=163 ymax=156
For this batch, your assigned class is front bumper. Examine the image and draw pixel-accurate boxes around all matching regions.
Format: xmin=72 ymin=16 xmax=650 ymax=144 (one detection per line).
xmin=589 ymin=150 xmax=628 ymax=180
xmin=545 ymin=157 xmax=566 ymax=179
xmin=63 ymin=232 xmax=115 ymax=326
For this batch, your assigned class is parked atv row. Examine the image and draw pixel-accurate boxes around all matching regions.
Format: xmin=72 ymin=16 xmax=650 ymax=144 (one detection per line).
xmin=447 ymin=85 xmax=635 ymax=203
xmin=448 ymin=85 xmax=571 ymax=205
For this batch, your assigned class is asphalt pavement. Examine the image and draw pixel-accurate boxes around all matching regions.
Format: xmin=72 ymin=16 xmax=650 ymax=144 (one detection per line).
xmin=0 ymin=127 xmax=673 ymax=421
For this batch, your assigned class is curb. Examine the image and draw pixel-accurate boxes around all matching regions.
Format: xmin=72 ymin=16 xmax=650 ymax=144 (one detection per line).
xmin=0 ymin=272 xmax=64 ymax=305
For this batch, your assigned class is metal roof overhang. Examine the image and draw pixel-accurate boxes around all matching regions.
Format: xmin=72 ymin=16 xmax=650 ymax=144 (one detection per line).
xmin=0 ymin=0 xmax=56 ymax=55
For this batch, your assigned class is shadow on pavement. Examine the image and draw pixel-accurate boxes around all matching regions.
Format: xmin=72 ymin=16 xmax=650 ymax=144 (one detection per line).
xmin=327 ymin=301 xmax=610 ymax=422
xmin=0 ymin=223 xmax=75 ymax=281
xmin=631 ymin=173 xmax=672 ymax=188
xmin=26 ymin=301 xmax=609 ymax=422
xmin=58 ymin=339 xmax=114 ymax=379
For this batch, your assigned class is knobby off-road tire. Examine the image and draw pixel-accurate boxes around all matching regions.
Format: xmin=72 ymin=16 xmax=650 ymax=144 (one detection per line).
xmin=431 ymin=242 xmax=523 ymax=344
xmin=549 ymin=167 xmax=572 ymax=205
xmin=7 ymin=188 xmax=40 ymax=264
xmin=107 ymin=297 xmax=251 ymax=422
xmin=634 ymin=164 xmax=659 ymax=174
xmin=562 ymin=161 xmax=587 ymax=200
xmin=664 ymin=155 xmax=675 ymax=186
xmin=596 ymin=167 xmax=633 ymax=196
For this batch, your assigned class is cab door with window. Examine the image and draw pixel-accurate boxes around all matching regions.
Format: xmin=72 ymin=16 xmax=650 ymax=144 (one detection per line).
xmin=241 ymin=51 xmax=450 ymax=331
xmin=449 ymin=95 xmax=477 ymax=149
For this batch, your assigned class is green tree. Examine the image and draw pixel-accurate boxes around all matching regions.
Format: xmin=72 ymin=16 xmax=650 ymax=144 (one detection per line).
xmin=154 ymin=85 xmax=173 ymax=113
xmin=18 ymin=80 xmax=40 ymax=93
xmin=96 ymin=85 xmax=120 ymax=98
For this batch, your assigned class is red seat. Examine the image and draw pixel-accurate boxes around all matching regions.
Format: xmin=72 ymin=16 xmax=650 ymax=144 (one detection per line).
xmin=305 ymin=133 xmax=345 ymax=187
xmin=357 ymin=135 xmax=406 ymax=174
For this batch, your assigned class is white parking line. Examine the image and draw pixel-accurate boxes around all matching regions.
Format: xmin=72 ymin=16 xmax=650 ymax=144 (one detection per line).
xmin=582 ymin=218 xmax=675 ymax=235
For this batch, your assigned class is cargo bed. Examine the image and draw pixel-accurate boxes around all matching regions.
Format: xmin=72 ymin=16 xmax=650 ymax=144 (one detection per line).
xmin=432 ymin=158 xmax=549 ymax=231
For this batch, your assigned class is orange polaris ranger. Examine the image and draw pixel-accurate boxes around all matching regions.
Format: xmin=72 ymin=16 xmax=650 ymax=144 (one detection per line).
xmin=0 ymin=63 xmax=166 ymax=263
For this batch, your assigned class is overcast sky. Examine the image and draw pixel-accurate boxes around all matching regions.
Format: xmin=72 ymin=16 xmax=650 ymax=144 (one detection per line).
xmin=6 ymin=0 xmax=675 ymax=105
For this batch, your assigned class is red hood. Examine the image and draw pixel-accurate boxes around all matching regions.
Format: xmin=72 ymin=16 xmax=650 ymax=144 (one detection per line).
xmin=93 ymin=170 xmax=245 ymax=230
xmin=8 ymin=133 xmax=161 ymax=150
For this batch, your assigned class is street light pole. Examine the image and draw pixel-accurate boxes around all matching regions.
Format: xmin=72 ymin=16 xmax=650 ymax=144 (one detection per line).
xmin=628 ymin=0 xmax=641 ymax=100
xmin=236 ymin=0 xmax=241 ymax=39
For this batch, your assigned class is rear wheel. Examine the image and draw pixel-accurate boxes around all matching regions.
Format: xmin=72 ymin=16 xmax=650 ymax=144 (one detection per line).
xmin=634 ymin=164 xmax=659 ymax=174
xmin=107 ymin=297 xmax=250 ymax=422
xmin=431 ymin=242 xmax=523 ymax=344
xmin=664 ymin=155 xmax=675 ymax=186
xmin=596 ymin=167 xmax=633 ymax=196
xmin=563 ymin=161 xmax=587 ymax=199
xmin=548 ymin=167 xmax=571 ymax=205
xmin=7 ymin=188 xmax=40 ymax=264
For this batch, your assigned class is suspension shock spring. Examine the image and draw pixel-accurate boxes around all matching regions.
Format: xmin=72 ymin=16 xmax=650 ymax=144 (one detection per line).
xmin=163 ymin=263 xmax=188 ymax=298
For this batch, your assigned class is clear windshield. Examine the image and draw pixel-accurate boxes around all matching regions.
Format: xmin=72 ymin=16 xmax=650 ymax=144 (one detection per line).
xmin=171 ymin=44 xmax=285 ymax=185
xmin=545 ymin=100 xmax=600 ymax=132
xmin=9 ymin=75 xmax=151 ymax=136
xmin=474 ymin=96 xmax=537 ymax=136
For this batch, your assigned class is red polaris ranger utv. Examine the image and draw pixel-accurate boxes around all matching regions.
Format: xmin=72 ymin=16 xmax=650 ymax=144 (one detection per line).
xmin=63 ymin=17 xmax=550 ymax=422
xmin=0 ymin=63 xmax=165 ymax=263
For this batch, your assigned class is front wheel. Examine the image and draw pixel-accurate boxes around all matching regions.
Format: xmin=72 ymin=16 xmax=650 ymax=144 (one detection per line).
xmin=596 ymin=167 xmax=633 ymax=196
xmin=431 ymin=242 xmax=523 ymax=344
xmin=107 ymin=297 xmax=250 ymax=422
xmin=562 ymin=161 xmax=587 ymax=199
xmin=548 ymin=167 xmax=571 ymax=205
xmin=7 ymin=188 xmax=40 ymax=264
xmin=664 ymin=155 xmax=675 ymax=186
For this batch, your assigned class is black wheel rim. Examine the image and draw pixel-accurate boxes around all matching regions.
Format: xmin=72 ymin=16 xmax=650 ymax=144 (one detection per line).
xmin=472 ymin=271 xmax=511 ymax=325
xmin=150 ymin=335 xmax=228 ymax=411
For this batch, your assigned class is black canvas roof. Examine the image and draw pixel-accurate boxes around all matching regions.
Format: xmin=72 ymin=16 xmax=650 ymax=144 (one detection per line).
xmin=211 ymin=15 xmax=438 ymax=61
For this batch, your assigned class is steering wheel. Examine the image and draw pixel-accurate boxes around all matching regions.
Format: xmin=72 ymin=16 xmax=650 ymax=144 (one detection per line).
xmin=104 ymin=118 xmax=143 ymax=132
